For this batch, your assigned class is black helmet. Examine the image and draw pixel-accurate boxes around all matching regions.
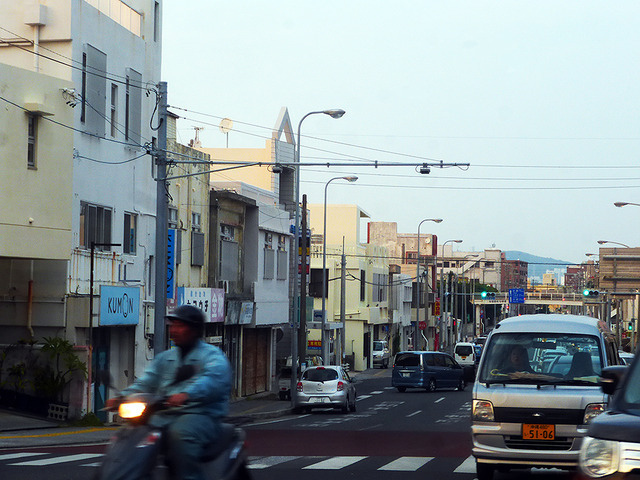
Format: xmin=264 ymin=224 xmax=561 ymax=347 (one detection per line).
xmin=166 ymin=304 xmax=206 ymax=328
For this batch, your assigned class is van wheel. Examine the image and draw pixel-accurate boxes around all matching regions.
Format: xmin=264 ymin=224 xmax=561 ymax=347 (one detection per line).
xmin=457 ymin=378 xmax=466 ymax=391
xmin=396 ymin=386 xmax=406 ymax=393
xmin=426 ymin=378 xmax=437 ymax=392
xmin=476 ymin=462 xmax=494 ymax=480
xmin=383 ymin=359 xmax=389 ymax=369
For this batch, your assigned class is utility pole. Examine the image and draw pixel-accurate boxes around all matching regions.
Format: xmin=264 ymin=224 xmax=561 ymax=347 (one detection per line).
xmin=340 ymin=239 xmax=346 ymax=367
xmin=298 ymin=194 xmax=308 ymax=370
xmin=153 ymin=81 xmax=168 ymax=353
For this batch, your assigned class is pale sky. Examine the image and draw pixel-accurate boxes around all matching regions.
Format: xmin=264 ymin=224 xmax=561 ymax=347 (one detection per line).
xmin=162 ymin=1 xmax=640 ymax=265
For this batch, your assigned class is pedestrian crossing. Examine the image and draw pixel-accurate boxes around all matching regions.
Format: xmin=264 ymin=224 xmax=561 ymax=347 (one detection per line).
xmin=0 ymin=451 xmax=477 ymax=473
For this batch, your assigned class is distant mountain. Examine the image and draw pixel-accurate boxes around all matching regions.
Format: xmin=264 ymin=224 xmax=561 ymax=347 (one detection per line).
xmin=504 ymin=251 xmax=573 ymax=280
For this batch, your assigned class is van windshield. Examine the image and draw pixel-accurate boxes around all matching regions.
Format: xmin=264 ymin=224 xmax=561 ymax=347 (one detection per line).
xmin=477 ymin=333 xmax=602 ymax=385
xmin=373 ymin=341 xmax=386 ymax=351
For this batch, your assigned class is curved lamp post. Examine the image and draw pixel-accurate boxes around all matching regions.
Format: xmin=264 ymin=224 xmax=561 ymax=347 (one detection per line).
xmin=292 ymin=109 xmax=345 ymax=399
xmin=322 ymin=175 xmax=358 ymax=364
xmin=614 ymin=202 xmax=640 ymax=208
xmin=415 ymin=218 xmax=443 ymax=350
xmin=439 ymin=239 xmax=462 ymax=352
xmin=598 ymin=240 xmax=631 ymax=248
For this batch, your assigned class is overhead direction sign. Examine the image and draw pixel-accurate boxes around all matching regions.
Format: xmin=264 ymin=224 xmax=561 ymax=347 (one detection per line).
xmin=509 ymin=288 xmax=525 ymax=304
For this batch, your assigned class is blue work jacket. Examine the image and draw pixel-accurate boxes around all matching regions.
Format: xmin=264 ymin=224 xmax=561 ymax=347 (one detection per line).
xmin=121 ymin=340 xmax=232 ymax=421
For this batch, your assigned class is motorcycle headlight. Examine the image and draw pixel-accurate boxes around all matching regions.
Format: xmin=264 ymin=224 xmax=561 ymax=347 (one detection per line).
xmin=119 ymin=401 xmax=147 ymax=419
xmin=472 ymin=400 xmax=495 ymax=422
xmin=583 ymin=403 xmax=606 ymax=424
xmin=579 ymin=436 xmax=619 ymax=478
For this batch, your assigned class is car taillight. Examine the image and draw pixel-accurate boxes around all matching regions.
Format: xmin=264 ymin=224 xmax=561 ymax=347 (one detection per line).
xmin=337 ymin=381 xmax=344 ymax=391
xmin=296 ymin=382 xmax=303 ymax=392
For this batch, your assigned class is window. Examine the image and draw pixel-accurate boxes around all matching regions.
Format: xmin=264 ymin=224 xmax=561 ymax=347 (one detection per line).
xmin=168 ymin=206 xmax=178 ymax=228
xmin=110 ymin=83 xmax=118 ymax=137
xmin=192 ymin=212 xmax=201 ymax=232
xmin=83 ymin=44 xmax=107 ymax=136
xmin=192 ymin=231 xmax=205 ymax=266
xmin=372 ymin=273 xmax=388 ymax=303
xmin=123 ymin=212 xmax=137 ymax=254
xmin=80 ymin=202 xmax=112 ymax=250
xmin=360 ymin=270 xmax=366 ymax=301
xmin=154 ymin=2 xmax=160 ymax=42
xmin=277 ymin=249 xmax=288 ymax=280
xmin=125 ymin=68 xmax=142 ymax=144
xmin=264 ymin=232 xmax=274 ymax=279
xmin=27 ymin=113 xmax=37 ymax=168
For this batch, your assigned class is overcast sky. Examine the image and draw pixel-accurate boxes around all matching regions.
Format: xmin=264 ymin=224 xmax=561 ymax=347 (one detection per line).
xmin=162 ymin=1 xmax=640 ymax=265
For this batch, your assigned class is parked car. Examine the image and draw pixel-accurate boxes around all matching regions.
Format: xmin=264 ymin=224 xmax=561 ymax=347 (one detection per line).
xmin=372 ymin=340 xmax=390 ymax=368
xmin=293 ymin=365 xmax=357 ymax=413
xmin=392 ymin=351 xmax=465 ymax=393
xmin=472 ymin=314 xmax=621 ymax=480
xmin=579 ymin=360 xmax=636 ymax=479
xmin=619 ymin=350 xmax=634 ymax=365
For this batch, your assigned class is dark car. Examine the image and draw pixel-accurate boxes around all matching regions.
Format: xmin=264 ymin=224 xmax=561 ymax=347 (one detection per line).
xmin=392 ymin=351 xmax=465 ymax=393
xmin=579 ymin=358 xmax=638 ymax=478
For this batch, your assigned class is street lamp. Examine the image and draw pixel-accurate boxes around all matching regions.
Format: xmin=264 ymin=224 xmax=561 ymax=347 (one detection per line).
xmin=292 ymin=109 xmax=345 ymax=398
xmin=614 ymin=202 xmax=640 ymax=208
xmin=598 ymin=240 xmax=631 ymax=248
xmin=415 ymin=218 xmax=443 ymax=350
xmin=322 ymin=175 xmax=358 ymax=365
xmin=439 ymin=239 xmax=462 ymax=352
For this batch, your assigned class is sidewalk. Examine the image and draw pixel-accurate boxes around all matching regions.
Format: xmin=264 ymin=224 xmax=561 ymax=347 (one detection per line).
xmin=0 ymin=368 xmax=387 ymax=449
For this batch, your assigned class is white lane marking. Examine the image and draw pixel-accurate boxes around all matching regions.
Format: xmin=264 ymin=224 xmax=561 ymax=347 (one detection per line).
xmin=379 ymin=456 xmax=433 ymax=471
xmin=358 ymin=423 xmax=384 ymax=431
xmin=406 ymin=410 xmax=422 ymax=417
xmin=9 ymin=453 xmax=103 ymax=466
xmin=249 ymin=414 xmax=311 ymax=427
xmin=454 ymin=455 xmax=476 ymax=473
xmin=303 ymin=456 xmax=367 ymax=469
xmin=81 ymin=462 xmax=102 ymax=467
xmin=248 ymin=456 xmax=301 ymax=469
xmin=356 ymin=395 xmax=372 ymax=401
xmin=370 ymin=391 xmax=384 ymax=394
xmin=383 ymin=386 xmax=394 ymax=389
xmin=435 ymin=397 xmax=445 ymax=403
xmin=0 ymin=453 xmax=45 ymax=461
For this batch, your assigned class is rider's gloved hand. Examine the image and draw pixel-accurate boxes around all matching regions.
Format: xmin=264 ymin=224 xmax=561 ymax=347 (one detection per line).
xmin=166 ymin=392 xmax=189 ymax=407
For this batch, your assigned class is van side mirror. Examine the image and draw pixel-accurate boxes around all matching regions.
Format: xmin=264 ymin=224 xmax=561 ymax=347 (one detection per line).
xmin=599 ymin=366 xmax=627 ymax=396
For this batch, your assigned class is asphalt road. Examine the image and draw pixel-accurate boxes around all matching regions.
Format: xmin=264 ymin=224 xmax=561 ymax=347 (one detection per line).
xmin=0 ymin=370 xmax=580 ymax=480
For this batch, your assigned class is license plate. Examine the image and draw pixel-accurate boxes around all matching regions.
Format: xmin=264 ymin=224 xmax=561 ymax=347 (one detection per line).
xmin=522 ymin=424 xmax=555 ymax=440
xmin=310 ymin=397 xmax=329 ymax=403
xmin=461 ymin=356 xmax=467 ymax=360
xmin=402 ymin=372 xmax=411 ymax=378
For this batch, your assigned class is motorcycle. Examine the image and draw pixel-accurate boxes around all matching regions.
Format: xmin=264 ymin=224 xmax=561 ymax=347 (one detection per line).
xmin=94 ymin=368 xmax=251 ymax=480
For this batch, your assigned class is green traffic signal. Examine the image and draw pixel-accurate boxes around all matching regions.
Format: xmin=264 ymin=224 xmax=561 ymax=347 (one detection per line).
xmin=583 ymin=289 xmax=590 ymax=296
xmin=583 ymin=289 xmax=599 ymax=297
xmin=481 ymin=291 xmax=487 ymax=298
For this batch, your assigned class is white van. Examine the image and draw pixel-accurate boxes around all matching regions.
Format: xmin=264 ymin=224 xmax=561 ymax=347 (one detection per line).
xmin=472 ymin=314 xmax=620 ymax=480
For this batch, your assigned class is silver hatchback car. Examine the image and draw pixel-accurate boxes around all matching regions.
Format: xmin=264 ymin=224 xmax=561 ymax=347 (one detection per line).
xmin=293 ymin=365 xmax=357 ymax=413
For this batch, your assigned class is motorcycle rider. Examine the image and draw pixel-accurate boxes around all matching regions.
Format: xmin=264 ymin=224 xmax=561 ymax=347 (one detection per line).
xmin=106 ymin=304 xmax=232 ymax=480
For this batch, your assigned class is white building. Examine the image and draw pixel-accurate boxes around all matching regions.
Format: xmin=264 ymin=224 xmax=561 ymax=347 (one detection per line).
xmin=0 ymin=0 xmax=162 ymax=418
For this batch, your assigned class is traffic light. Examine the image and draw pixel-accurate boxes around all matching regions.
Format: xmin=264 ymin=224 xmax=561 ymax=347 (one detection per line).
xmin=629 ymin=323 xmax=634 ymax=331
xmin=481 ymin=291 xmax=496 ymax=299
xmin=583 ymin=289 xmax=599 ymax=297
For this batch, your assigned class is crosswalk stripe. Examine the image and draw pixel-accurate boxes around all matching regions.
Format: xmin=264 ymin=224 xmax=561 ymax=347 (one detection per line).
xmin=370 ymin=391 xmax=384 ymax=394
xmin=378 ymin=456 xmax=433 ymax=471
xmin=0 ymin=452 xmax=45 ymax=461
xmin=248 ymin=456 xmax=302 ymax=469
xmin=454 ymin=455 xmax=476 ymax=474
xmin=356 ymin=395 xmax=371 ymax=401
xmin=9 ymin=453 xmax=103 ymax=466
xmin=303 ymin=456 xmax=367 ymax=469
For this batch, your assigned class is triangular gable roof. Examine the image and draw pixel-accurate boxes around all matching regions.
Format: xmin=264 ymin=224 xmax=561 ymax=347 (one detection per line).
xmin=272 ymin=107 xmax=295 ymax=146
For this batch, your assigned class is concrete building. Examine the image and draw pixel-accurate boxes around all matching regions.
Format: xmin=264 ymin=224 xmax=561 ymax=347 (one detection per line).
xmin=0 ymin=0 xmax=162 ymax=417
xmin=307 ymin=205 xmax=390 ymax=371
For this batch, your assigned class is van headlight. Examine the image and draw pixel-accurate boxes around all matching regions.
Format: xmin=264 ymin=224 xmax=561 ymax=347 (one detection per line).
xmin=579 ymin=436 xmax=619 ymax=478
xmin=583 ymin=403 xmax=606 ymax=424
xmin=472 ymin=400 xmax=495 ymax=422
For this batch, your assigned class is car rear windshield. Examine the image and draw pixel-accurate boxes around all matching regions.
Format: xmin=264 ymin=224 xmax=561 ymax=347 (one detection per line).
xmin=303 ymin=368 xmax=338 ymax=382
xmin=373 ymin=341 xmax=386 ymax=351
xmin=395 ymin=353 xmax=420 ymax=367
xmin=477 ymin=333 xmax=603 ymax=385
xmin=456 ymin=345 xmax=473 ymax=356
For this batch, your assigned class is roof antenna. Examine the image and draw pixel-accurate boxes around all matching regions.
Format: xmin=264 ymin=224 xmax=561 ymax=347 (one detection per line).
xmin=188 ymin=126 xmax=204 ymax=148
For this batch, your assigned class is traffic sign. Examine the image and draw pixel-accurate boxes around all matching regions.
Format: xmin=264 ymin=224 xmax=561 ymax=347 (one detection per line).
xmin=418 ymin=321 xmax=427 ymax=330
xmin=433 ymin=301 xmax=440 ymax=315
xmin=509 ymin=288 xmax=525 ymax=304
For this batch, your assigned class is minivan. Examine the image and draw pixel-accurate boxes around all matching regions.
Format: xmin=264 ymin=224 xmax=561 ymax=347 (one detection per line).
xmin=454 ymin=341 xmax=477 ymax=379
xmin=472 ymin=314 xmax=620 ymax=480
xmin=392 ymin=351 xmax=465 ymax=393
xmin=579 ymin=351 xmax=639 ymax=479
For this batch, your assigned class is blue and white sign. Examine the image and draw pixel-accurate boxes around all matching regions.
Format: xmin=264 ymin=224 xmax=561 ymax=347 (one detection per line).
xmin=167 ymin=229 xmax=176 ymax=299
xmin=99 ymin=286 xmax=140 ymax=325
xmin=509 ymin=288 xmax=525 ymax=304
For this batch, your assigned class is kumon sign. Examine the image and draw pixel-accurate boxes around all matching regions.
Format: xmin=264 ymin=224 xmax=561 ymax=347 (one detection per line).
xmin=99 ymin=285 xmax=141 ymax=326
